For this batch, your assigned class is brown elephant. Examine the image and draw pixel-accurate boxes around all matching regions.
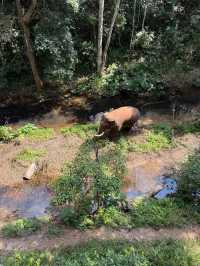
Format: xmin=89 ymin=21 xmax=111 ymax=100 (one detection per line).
xmin=95 ymin=106 xmax=140 ymax=138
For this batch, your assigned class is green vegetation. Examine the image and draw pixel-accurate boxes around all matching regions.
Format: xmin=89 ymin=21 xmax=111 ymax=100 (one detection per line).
xmin=46 ymin=223 xmax=63 ymax=238
xmin=16 ymin=148 xmax=46 ymax=162
xmin=53 ymin=139 xmax=126 ymax=226
xmin=131 ymin=198 xmax=191 ymax=228
xmin=0 ymin=126 xmax=16 ymax=142
xmin=96 ymin=207 xmax=131 ymax=229
xmin=1 ymin=239 xmax=199 ymax=266
xmin=61 ymin=123 xmax=98 ymax=139
xmin=1 ymin=218 xmax=41 ymax=238
xmin=117 ymin=123 xmax=174 ymax=154
xmin=177 ymin=151 xmax=200 ymax=203
xmin=130 ymin=130 xmax=173 ymax=153
xmin=175 ymin=121 xmax=200 ymax=135
xmin=17 ymin=123 xmax=54 ymax=140
xmin=0 ymin=124 xmax=54 ymax=143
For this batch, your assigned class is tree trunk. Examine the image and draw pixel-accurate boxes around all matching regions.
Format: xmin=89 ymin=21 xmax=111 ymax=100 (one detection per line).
xmin=130 ymin=0 xmax=137 ymax=51
xmin=97 ymin=0 xmax=104 ymax=74
xmin=100 ymin=0 xmax=121 ymax=74
xmin=142 ymin=4 xmax=147 ymax=31
xmin=16 ymin=0 xmax=43 ymax=90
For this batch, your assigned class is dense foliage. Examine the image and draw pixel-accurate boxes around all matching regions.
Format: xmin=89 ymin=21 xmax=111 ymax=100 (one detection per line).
xmin=0 ymin=0 xmax=200 ymax=100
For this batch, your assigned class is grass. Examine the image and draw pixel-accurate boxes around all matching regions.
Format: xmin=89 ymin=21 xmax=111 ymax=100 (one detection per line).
xmin=16 ymin=148 xmax=46 ymax=161
xmin=60 ymin=123 xmax=98 ymax=139
xmin=0 ymin=239 xmax=199 ymax=266
xmin=0 ymin=123 xmax=54 ymax=143
xmin=1 ymin=218 xmax=41 ymax=238
xmin=130 ymin=198 xmax=197 ymax=228
xmin=17 ymin=123 xmax=54 ymax=140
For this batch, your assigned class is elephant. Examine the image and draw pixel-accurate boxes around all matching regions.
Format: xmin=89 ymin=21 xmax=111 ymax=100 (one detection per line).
xmin=95 ymin=106 xmax=140 ymax=139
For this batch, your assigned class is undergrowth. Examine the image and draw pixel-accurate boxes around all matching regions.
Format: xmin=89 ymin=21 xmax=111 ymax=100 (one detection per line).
xmin=0 ymin=123 xmax=54 ymax=142
xmin=1 ymin=218 xmax=41 ymax=238
xmin=60 ymin=123 xmax=98 ymax=139
xmin=1 ymin=239 xmax=199 ymax=266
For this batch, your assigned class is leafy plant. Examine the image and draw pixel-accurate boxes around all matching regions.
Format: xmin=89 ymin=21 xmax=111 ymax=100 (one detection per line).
xmin=1 ymin=239 xmax=200 ymax=266
xmin=131 ymin=198 xmax=189 ymax=228
xmin=0 ymin=126 xmax=16 ymax=142
xmin=177 ymin=151 xmax=200 ymax=203
xmin=17 ymin=123 xmax=54 ymax=140
xmin=1 ymin=218 xmax=41 ymax=237
xmin=59 ymin=207 xmax=79 ymax=227
xmin=16 ymin=148 xmax=46 ymax=161
xmin=96 ymin=207 xmax=131 ymax=229
xmin=53 ymin=140 xmax=126 ymax=220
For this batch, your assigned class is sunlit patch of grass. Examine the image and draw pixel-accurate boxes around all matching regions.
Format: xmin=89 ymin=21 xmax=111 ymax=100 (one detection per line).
xmin=0 ymin=239 xmax=199 ymax=266
xmin=17 ymin=123 xmax=54 ymax=140
xmin=16 ymin=148 xmax=46 ymax=161
xmin=1 ymin=218 xmax=41 ymax=238
xmin=60 ymin=123 xmax=98 ymax=139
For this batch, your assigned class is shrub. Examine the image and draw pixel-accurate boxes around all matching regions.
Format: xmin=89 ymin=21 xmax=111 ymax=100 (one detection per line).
xmin=177 ymin=151 xmax=200 ymax=203
xmin=96 ymin=207 xmax=131 ymax=229
xmin=131 ymin=198 xmax=188 ymax=228
xmin=53 ymin=140 xmax=126 ymax=221
xmin=1 ymin=218 xmax=41 ymax=237
xmin=59 ymin=207 xmax=79 ymax=227
xmin=0 ymin=126 xmax=16 ymax=142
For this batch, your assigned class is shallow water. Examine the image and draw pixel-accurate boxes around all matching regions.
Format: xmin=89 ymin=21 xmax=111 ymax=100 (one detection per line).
xmin=0 ymin=186 xmax=52 ymax=220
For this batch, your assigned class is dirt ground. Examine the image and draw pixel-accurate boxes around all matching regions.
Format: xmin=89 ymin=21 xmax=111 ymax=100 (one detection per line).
xmin=0 ymin=225 xmax=199 ymax=252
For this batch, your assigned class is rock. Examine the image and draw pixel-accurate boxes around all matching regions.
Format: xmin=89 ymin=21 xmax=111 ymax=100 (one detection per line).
xmin=23 ymin=162 xmax=38 ymax=180
xmin=89 ymin=112 xmax=104 ymax=123
xmin=154 ymin=177 xmax=177 ymax=199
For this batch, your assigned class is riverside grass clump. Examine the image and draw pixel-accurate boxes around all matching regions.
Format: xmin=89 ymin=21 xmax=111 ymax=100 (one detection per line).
xmin=60 ymin=123 xmax=98 ymax=139
xmin=0 ymin=123 xmax=54 ymax=143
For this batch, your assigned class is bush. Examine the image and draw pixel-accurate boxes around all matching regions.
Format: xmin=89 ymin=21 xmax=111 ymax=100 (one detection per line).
xmin=131 ymin=198 xmax=188 ymax=228
xmin=96 ymin=207 xmax=131 ymax=229
xmin=1 ymin=218 xmax=41 ymax=238
xmin=59 ymin=207 xmax=79 ymax=227
xmin=76 ymin=61 xmax=165 ymax=99
xmin=53 ymin=140 xmax=126 ymax=226
xmin=0 ymin=126 xmax=16 ymax=142
xmin=177 ymin=151 xmax=200 ymax=203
